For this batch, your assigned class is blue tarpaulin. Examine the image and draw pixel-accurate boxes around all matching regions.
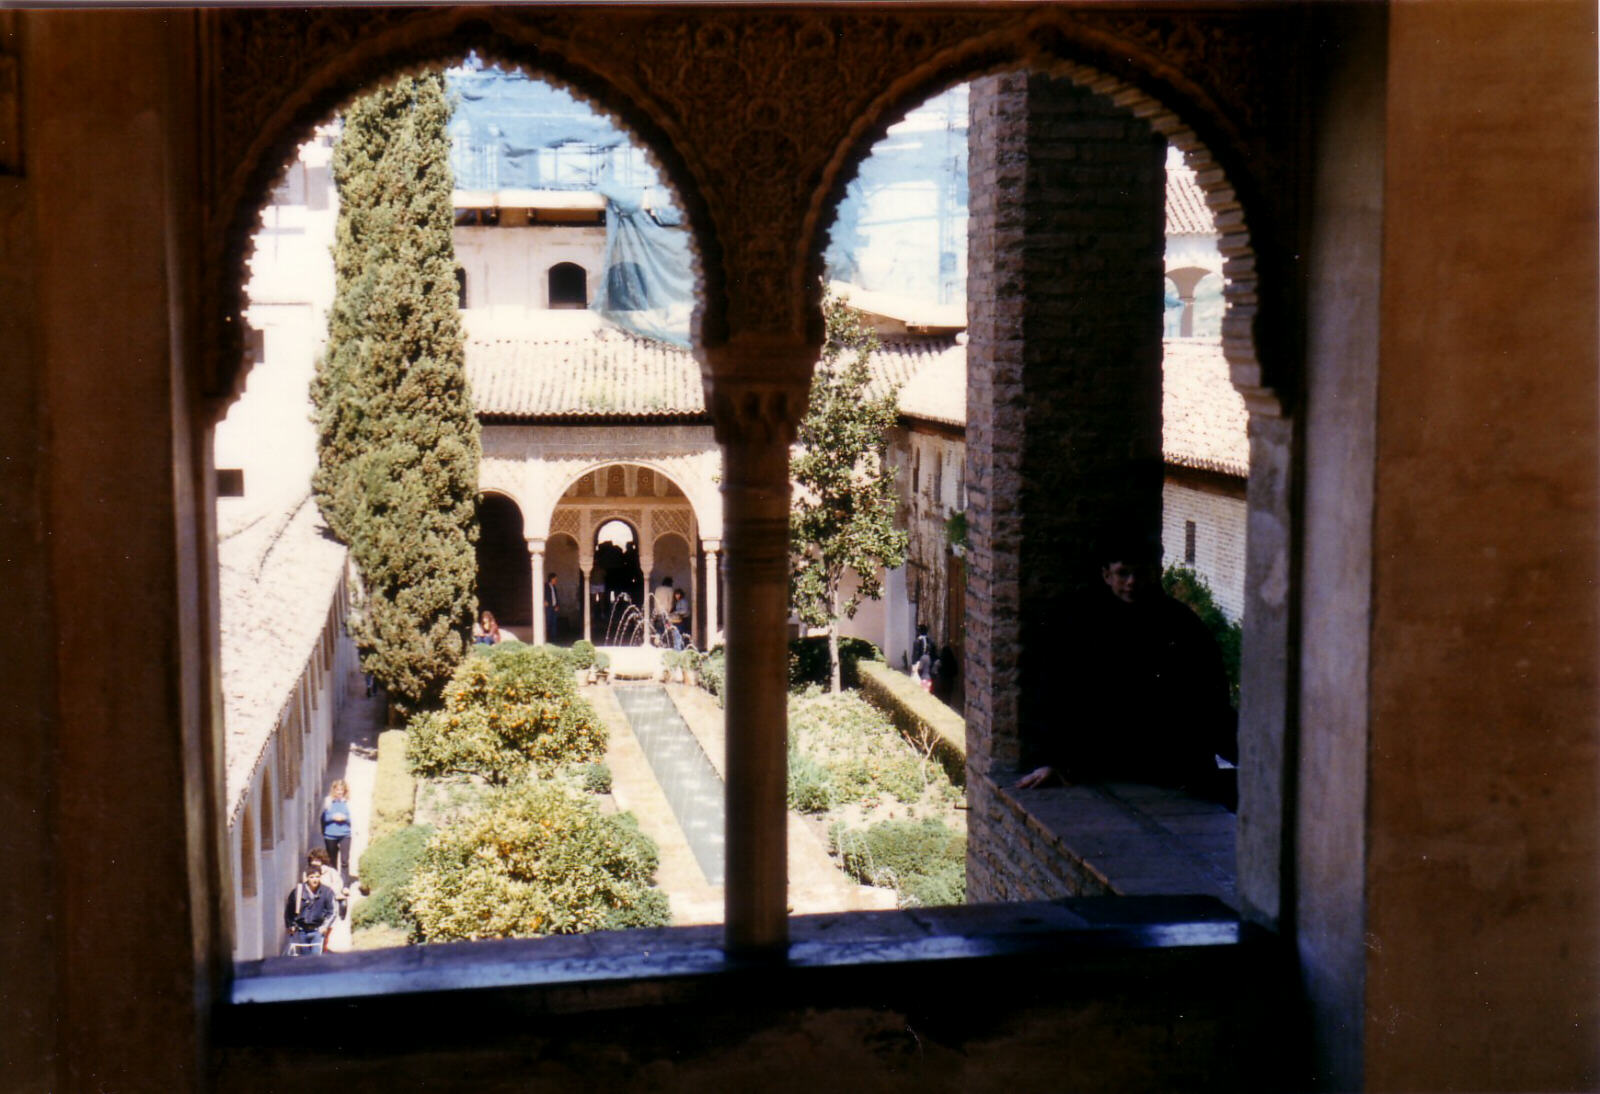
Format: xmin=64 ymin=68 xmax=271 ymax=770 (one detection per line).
xmin=448 ymin=62 xmax=692 ymax=345
xmin=445 ymin=62 xmax=970 ymax=345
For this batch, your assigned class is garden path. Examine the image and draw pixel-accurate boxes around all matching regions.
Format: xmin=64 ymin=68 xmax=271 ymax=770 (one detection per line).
xmin=316 ymin=665 xmax=385 ymax=951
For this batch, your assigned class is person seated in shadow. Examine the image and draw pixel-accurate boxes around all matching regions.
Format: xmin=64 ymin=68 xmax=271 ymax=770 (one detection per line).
xmin=668 ymin=588 xmax=691 ymax=650
xmin=1016 ymin=538 xmax=1237 ymax=807
xmin=473 ymin=609 xmax=503 ymax=646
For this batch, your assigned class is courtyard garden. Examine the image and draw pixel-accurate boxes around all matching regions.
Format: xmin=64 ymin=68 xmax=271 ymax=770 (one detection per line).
xmin=350 ymin=642 xmax=669 ymax=949
xmin=350 ymin=634 xmax=967 ymax=949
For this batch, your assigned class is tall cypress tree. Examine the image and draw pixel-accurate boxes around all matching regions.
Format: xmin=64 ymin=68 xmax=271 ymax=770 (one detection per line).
xmin=312 ymin=72 xmax=480 ymax=711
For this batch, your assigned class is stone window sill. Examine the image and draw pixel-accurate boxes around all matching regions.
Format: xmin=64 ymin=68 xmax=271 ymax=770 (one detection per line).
xmin=1001 ymin=781 xmax=1238 ymax=906
xmin=227 ymin=897 xmax=1240 ymax=1015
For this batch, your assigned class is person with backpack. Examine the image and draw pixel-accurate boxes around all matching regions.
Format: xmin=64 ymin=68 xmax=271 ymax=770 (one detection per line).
xmin=283 ymin=866 xmax=336 ymax=956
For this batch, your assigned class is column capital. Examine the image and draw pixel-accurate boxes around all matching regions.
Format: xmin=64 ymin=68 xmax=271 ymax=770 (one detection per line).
xmin=700 ymin=538 xmax=722 ymax=553
xmin=524 ymin=536 xmax=546 ymax=555
xmin=703 ymin=334 xmax=817 ymax=447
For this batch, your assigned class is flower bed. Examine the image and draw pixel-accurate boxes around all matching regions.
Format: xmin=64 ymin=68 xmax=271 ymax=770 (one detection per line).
xmin=787 ymin=686 xmax=965 ymax=907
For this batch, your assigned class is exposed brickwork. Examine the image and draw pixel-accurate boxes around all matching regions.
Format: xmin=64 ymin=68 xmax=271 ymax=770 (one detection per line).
xmin=968 ymin=773 xmax=1115 ymax=902
xmin=966 ymin=73 xmax=1167 ymax=901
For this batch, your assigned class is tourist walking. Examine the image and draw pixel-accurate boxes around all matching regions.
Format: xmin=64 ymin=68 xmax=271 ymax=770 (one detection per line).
xmin=321 ymin=779 xmax=354 ymax=879
xmin=283 ymin=866 xmax=336 ymax=956
xmin=307 ymin=847 xmax=349 ymax=924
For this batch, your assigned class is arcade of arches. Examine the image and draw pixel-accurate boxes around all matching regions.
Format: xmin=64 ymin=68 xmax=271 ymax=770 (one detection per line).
xmin=6 ymin=6 xmax=1597 ymax=1093
xmin=477 ymin=462 xmax=721 ymax=645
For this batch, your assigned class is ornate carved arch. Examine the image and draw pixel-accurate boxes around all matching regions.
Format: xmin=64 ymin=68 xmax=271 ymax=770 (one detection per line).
xmin=541 ymin=458 xmax=716 ymax=545
xmin=200 ymin=7 xmax=722 ymax=413
xmin=200 ymin=6 xmax=1302 ymax=413
xmin=800 ymin=8 xmax=1299 ymax=415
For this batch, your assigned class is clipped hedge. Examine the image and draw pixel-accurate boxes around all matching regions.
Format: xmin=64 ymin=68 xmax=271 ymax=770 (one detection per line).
xmin=407 ymin=781 xmax=670 ymax=941
xmin=831 ymin=817 xmax=966 ymax=907
xmin=856 ymin=661 xmax=967 ymax=788
xmin=368 ymin=728 xmax=417 ymax=841
xmin=567 ymin=640 xmax=598 ymax=671
xmin=448 ymin=643 xmax=575 ymax=708
xmin=788 ymin=635 xmax=881 ymax=691
xmin=582 ymin=761 xmax=612 ymax=795
xmin=352 ymin=822 xmax=435 ymax=931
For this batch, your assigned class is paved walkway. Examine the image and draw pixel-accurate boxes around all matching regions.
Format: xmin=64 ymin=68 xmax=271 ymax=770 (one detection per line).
xmin=316 ymin=664 xmax=386 ymax=951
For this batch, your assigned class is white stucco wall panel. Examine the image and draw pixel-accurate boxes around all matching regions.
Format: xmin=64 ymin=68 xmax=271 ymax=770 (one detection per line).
xmin=1161 ymin=478 xmax=1247 ymax=621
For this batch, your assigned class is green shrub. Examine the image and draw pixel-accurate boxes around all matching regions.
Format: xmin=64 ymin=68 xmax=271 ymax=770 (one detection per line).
xmin=368 ymin=729 xmax=417 ymax=842
xmin=786 ymin=746 xmax=835 ymax=813
xmin=697 ymin=646 xmax=725 ymax=706
xmin=788 ymin=636 xmax=882 ymax=691
xmin=1161 ymin=564 xmax=1243 ymax=705
xmin=352 ymin=823 xmax=435 ymax=931
xmin=448 ymin=644 xmax=575 ymax=709
xmin=406 ymin=645 xmax=606 ymax=784
xmin=788 ymin=689 xmax=928 ymax=808
xmin=831 ymin=817 xmax=965 ymax=907
xmin=569 ymin=640 xmax=597 ymax=671
xmin=582 ymin=762 xmax=613 ymax=795
xmin=407 ymin=782 xmax=669 ymax=941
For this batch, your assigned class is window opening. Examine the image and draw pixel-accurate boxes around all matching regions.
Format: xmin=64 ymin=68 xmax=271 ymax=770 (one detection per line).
xmin=816 ymin=75 xmax=1256 ymax=917
xmin=547 ymin=261 xmax=587 ymax=308
xmin=220 ymin=59 xmax=707 ymax=964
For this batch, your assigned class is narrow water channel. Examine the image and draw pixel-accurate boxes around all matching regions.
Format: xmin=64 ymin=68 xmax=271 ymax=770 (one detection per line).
xmin=612 ymin=685 xmax=725 ymax=886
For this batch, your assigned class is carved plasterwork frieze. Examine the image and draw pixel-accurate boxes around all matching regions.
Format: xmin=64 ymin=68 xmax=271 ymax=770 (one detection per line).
xmin=199 ymin=6 xmax=1300 ymax=406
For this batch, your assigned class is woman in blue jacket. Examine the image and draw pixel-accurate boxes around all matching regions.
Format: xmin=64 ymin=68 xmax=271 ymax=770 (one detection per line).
xmin=321 ymin=779 xmax=353 ymax=879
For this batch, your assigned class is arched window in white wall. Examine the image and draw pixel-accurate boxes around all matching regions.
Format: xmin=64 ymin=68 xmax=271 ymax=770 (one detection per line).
xmin=548 ymin=262 xmax=587 ymax=309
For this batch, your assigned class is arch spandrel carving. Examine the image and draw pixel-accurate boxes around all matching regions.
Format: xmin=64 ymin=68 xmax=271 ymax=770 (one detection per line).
xmin=200 ymin=6 xmax=1302 ymax=409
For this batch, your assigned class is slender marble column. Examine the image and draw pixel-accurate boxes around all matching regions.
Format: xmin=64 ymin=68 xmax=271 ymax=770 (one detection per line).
xmin=642 ymin=562 xmax=655 ymax=645
xmin=581 ymin=564 xmax=593 ymax=644
xmin=702 ymin=539 xmax=722 ymax=646
xmin=527 ymin=536 xmax=546 ymax=645
xmin=707 ymin=339 xmax=813 ymax=956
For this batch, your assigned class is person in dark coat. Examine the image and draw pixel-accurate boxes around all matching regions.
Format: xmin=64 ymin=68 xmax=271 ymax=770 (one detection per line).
xmin=1017 ymin=543 xmax=1236 ymax=802
xmin=544 ymin=572 xmax=561 ymax=644
xmin=283 ymin=867 xmax=337 ymax=956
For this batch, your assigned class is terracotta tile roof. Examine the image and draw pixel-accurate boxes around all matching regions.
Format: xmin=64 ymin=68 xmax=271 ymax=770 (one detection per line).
xmin=467 ymin=320 xmax=707 ymax=420
xmin=219 ymin=495 xmax=348 ymax=821
xmin=466 ymin=316 xmax=1243 ymax=478
xmin=1162 ymin=338 xmax=1249 ymax=477
xmin=1167 ymin=164 xmax=1215 ymax=236
xmin=466 ymin=317 xmax=955 ymax=422
xmin=893 ymin=336 xmax=967 ymax=427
